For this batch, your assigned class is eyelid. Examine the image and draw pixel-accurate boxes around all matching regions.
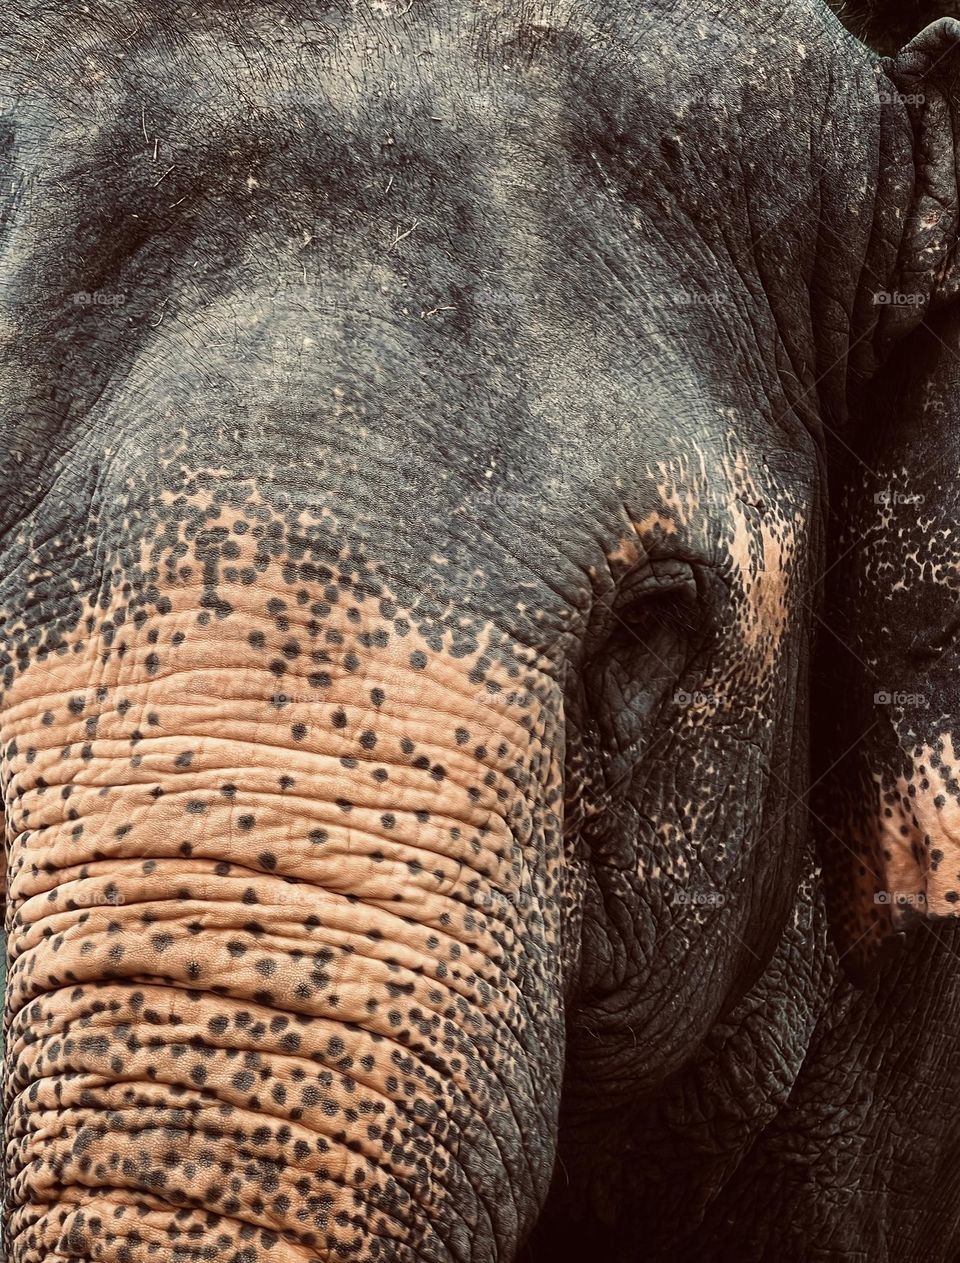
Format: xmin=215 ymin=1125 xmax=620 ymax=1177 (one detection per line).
xmin=617 ymin=561 xmax=698 ymax=604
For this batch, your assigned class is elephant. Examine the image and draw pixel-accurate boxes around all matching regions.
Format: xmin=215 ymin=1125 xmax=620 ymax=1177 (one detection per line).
xmin=2 ymin=2 xmax=960 ymax=1261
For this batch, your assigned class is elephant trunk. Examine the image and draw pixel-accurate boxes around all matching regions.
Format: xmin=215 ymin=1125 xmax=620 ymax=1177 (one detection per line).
xmin=1 ymin=496 xmax=567 ymax=1262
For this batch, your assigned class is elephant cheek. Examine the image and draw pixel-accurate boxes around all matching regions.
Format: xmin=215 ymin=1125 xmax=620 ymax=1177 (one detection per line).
xmin=0 ymin=525 xmax=567 ymax=1260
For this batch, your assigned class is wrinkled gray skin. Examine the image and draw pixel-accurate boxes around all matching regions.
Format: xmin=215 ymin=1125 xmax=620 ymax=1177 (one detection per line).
xmin=3 ymin=3 xmax=960 ymax=1262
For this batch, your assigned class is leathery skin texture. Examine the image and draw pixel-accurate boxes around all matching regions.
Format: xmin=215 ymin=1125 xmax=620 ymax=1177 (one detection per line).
xmin=1 ymin=470 xmax=570 ymax=1260
xmin=4 ymin=2 xmax=960 ymax=1261
xmin=816 ymin=305 xmax=960 ymax=978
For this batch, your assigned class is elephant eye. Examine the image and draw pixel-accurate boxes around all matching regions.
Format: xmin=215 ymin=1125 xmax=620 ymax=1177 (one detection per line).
xmin=582 ymin=565 xmax=707 ymax=764
xmin=612 ymin=567 xmax=701 ymax=641
xmin=617 ymin=581 xmax=700 ymax=637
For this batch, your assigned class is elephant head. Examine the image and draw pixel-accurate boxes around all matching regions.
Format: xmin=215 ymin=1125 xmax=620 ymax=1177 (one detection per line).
xmin=1 ymin=3 xmax=958 ymax=1260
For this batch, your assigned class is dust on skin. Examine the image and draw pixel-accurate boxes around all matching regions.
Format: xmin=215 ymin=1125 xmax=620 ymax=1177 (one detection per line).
xmin=0 ymin=480 xmax=575 ymax=1262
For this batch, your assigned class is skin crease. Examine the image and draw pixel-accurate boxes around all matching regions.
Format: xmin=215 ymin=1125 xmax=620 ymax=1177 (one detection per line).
xmin=0 ymin=3 xmax=960 ymax=1262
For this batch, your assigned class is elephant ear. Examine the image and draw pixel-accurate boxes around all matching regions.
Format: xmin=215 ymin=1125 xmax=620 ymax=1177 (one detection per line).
xmin=877 ymin=19 xmax=960 ymax=321
xmin=814 ymin=25 xmax=960 ymax=982
xmin=816 ymin=308 xmax=960 ymax=987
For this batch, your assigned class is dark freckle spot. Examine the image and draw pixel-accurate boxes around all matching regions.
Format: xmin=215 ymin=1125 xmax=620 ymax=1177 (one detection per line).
xmin=174 ymin=751 xmax=194 ymax=768
xmin=279 ymin=775 xmax=295 ymax=789
xmin=145 ymin=653 xmax=160 ymax=675
xmin=360 ymin=730 xmax=377 ymax=750
xmin=370 ymin=689 xmax=385 ymax=707
xmin=309 ymin=829 xmax=328 ymax=845
xmin=344 ymin=651 xmax=360 ymax=672
xmin=381 ymin=814 xmax=396 ymax=830
xmin=269 ymin=659 xmax=287 ymax=677
xmin=242 ymin=888 xmax=259 ymax=905
xmin=259 ymin=852 xmax=277 ymax=871
xmin=946 ymin=891 xmax=960 ymax=904
xmin=291 ymin=723 xmax=308 ymax=741
xmin=409 ymin=651 xmax=427 ymax=670
xmin=237 ymin=814 xmax=255 ymax=831
xmin=249 ymin=631 xmax=266 ymax=649
xmin=336 ymin=798 xmax=353 ymax=812
xmin=186 ymin=799 xmax=206 ymax=814
xmin=400 ymin=738 xmax=415 ymax=755
xmin=332 ymin=710 xmax=347 ymax=729
xmin=220 ymin=784 xmax=237 ymax=798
